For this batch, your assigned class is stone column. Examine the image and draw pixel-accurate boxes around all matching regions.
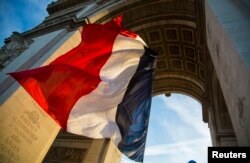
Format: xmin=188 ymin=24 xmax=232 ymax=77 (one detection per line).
xmin=0 ymin=87 xmax=60 ymax=163
xmin=0 ymin=28 xmax=82 ymax=163
xmin=83 ymin=139 xmax=108 ymax=163
xmin=208 ymin=72 xmax=237 ymax=146
xmin=205 ymin=0 xmax=250 ymax=145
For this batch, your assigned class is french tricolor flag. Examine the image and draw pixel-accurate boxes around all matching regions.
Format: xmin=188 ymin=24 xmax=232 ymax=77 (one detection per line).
xmin=10 ymin=16 xmax=157 ymax=162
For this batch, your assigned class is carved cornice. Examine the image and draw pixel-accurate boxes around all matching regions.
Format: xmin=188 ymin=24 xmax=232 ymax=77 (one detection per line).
xmin=46 ymin=0 xmax=92 ymax=15
xmin=20 ymin=16 xmax=88 ymax=40
xmin=1 ymin=1 xmax=90 ymax=46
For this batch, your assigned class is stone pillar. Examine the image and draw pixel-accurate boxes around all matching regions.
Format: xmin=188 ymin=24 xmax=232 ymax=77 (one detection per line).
xmin=102 ymin=141 xmax=121 ymax=163
xmin=82 ymin=139 xmax=121 ymax=163
xmin=82 ymin=139 xmax=107 ymax=163
xmin=205 ymin=0 xmax=250 ymax=145
xmin=0 ymin=28 xmax=82 ymax=163
xmin=0 ymin=86 xmax=60 ymax=163
xmin=208 ymin=71 xmax=237 ymax=146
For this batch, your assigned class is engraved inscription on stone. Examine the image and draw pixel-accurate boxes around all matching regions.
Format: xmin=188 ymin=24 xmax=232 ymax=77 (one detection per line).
xmin=0 ymin=108 xmax=42 ymax=163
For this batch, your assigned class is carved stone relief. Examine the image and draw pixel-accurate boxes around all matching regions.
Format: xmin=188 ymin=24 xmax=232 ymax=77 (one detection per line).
xmin=43 ymin=146 xmax=87 ymax=163
xmin=0 ymin=32 xmax=33 ymax=69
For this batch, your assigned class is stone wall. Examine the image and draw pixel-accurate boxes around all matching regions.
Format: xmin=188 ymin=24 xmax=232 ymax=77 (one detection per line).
xmin=205 ymin=0 xmax=250 ymax=145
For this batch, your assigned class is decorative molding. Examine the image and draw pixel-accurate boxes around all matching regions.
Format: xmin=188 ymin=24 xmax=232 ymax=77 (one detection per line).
xmin=43 ymin=146 xmax=87 ymax=162
xmin=46 ymin=0 xmax=90 ymax=15
xmin=0 ymin=32 xmax=33 ymax=70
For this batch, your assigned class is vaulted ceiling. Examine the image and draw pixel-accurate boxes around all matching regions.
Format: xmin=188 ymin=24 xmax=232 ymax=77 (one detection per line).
xmin=95 ymin=0 xmax=208 ymax=103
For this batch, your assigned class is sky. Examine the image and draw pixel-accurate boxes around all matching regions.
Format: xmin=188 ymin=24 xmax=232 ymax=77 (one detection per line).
xmin=121 ymin=94 xmax=211 ymax=163
xmin=0 ymin=1 xmax=212 ymax=163
xmin=0 ymin=0 xmax=52 ymax=47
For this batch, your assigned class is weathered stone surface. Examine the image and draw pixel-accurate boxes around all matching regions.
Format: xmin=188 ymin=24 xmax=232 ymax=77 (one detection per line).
xmin=1 ymin=0 xmax=249 ymax=162
xmin=206 ymin=0 xmax=250 ymax=145
xmin=0 ymin=32 xmax=33 ymax=69
xmin=0 ymin=87 xmax=60 ymax=163
xmin=0 ymin=29 xmax=82 ymax=163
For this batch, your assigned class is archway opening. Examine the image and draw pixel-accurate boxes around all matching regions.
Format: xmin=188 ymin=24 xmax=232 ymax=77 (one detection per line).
xmin=121 ymin=93 xmax=211 ymax=163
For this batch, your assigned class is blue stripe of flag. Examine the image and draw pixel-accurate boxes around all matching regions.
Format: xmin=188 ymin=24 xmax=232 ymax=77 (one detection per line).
xmin=116 ymin=47 xmax=157 ymax=162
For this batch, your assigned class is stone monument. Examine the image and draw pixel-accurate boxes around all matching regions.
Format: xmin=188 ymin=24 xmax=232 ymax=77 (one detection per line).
xmin=0 ymin=0 xmax=249 ymax=162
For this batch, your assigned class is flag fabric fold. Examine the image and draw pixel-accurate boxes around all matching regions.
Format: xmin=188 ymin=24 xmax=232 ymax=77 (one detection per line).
xmin=9 ymin=16 xmax=157 ymax=162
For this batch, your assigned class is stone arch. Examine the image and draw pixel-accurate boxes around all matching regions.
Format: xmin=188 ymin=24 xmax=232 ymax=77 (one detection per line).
xmin=40 ymin=1 xmax=249 ymax=162
xmin=1 ymin=1 xmax=249 ymax=162
xmin=87 ymin=0 xmax=208 ymax=121
xmin=84 ymin=0 xmax=242 ymax=146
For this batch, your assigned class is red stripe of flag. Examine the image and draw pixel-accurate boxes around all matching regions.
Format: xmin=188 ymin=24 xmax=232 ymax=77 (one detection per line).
xmin=10 ymin=16 xmax=136 ymax=129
